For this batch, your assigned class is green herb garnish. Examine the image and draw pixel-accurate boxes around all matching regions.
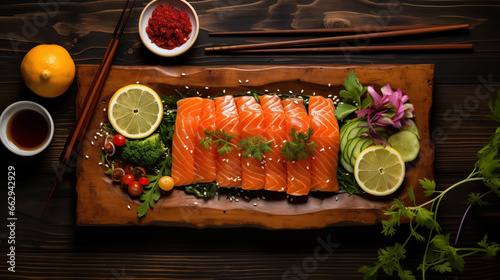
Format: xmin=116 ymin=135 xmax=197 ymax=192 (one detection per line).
xmin=281 ymin=127 xmax=317 ymax=161
xmin=201 ymin=130 xmax=272 ymax=161
xmin=335 ymin=71 xmax=369 ymax=121
xmin=359 ymin=91 xmax=500 ymax=279
xmin=137 ymin=152 xmax=171 ymax=218
xmin=239 ymin=136 xmax=273 ymax=161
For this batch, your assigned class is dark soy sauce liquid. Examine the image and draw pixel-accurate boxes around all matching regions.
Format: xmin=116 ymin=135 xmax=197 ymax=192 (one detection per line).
xmin=7 ymin=109 xmax=49 ymax=151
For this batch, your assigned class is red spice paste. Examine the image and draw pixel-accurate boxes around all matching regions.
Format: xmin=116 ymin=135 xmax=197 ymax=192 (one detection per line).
xmin=146 ymin=4 xmax=192 ymax=50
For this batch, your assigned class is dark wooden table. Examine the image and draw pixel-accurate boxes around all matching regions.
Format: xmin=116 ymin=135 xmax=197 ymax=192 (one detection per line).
xmin=1 ymin=0 xmax=500 ymax=279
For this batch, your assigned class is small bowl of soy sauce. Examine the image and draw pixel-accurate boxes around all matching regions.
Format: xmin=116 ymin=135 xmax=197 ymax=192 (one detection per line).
xmin=0 ymin=101 xmax=54 ymax=156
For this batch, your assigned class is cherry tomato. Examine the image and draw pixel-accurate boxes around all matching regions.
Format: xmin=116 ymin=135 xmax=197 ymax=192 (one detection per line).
xmin=113 ymin=134 xmax=126 ymax=146
xmin=122 ymin=174 xmax=135 ymax=185
xmin=128 ymin=181 xmax=143 ymax=197
xmin=111 ymin=168 xmax=125 ymax=182
xmin=133 ymin=166 xmax=146 ymax=180
xmin=104 ymin=141 xmax=115 ymax=153
xmin=138 ymin=177 xmax=150 ymax=186
xmin=113 ymin=158 xmax=127 ymax=169
xmin=124 ymin=164 xmax=134 ymax=174
xmin=158 ymin=176 xmax=175 ymax=191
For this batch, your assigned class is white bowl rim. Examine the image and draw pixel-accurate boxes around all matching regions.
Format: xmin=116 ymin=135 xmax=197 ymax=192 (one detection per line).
xmin=138 ymin=0 xmax=200 ymax=57
xmin=0 ymin=101 xmax=54 ymax=156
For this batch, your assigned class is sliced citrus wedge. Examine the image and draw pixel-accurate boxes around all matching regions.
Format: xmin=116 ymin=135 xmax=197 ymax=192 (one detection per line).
xmin=354 ymin=146 xmax=405 ymax=196
xmin=108 ymin=84 xmax=163 ymax=139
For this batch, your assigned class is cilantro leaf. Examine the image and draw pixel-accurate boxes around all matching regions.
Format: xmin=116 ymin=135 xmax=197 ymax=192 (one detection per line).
xmin=335 ymin=71 xmax=368 ymax=121
xmin=467 ymin=192 xmax=489 ymax=206
xmin=419 ymin=178 xmax=436 ymax=196
xmin=415 ymin=208 xmax=440 ymax=231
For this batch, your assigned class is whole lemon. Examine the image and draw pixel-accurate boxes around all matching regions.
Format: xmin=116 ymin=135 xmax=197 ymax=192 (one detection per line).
xmin=21 ymin=44 xmax=76 ymax=98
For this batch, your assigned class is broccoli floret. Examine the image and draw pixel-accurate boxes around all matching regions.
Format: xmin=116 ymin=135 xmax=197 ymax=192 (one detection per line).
xmin=119 ymin=133 xmax=166 ymax=168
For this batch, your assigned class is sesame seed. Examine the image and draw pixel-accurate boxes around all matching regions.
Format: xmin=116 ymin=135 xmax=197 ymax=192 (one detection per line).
xmin=246 ymin=80 xmax=249 ymax=83
xmin=326 ymin=180 xmax=330 ymax=183
xmin=289 ymin=90 xmax=293 ymax=94
xmin=313 ymin=92 xmax=316 ymax=96
xmin=328 ymin=83 xmax=331 ymax=87
xmin=181 ymin=73 xmax=186 ymax=76
xmin=186 ymin=136 xmax=189 ymax=139
xmin=85 ymin=155 xmax=89 ymax=159
xmin=194 ymin=201 xmax=199 ymax=205
xmin=320 ymin=148 xmax=325 ymax=152
xmin=103 ymin=108 xmax=106 ymax=112
xmin=205 ymin=86 xmax=209 ymax=90
xmin=301 ymin=89 xmax=304 ymax=93
xmin=94 ymin=136 xmax=97 ymax=140
xmin=265 ymin=89 xmax=269 ymax=93
xmin=127 ymin=205 xmax=131 ymax=210
xmin=235 ymin=198 xmax=239 ymax=202
xmin=185 ymin=86 xmax=189 ymax=89
xmin=291 ymin=177 xmax=295 ymax=181
xmin=223 ymin=89 xmax=226 ymax=94
xmin=239 ymin=80 xmax=242 ymax=84
xmin=91 ymin=141 xmax=94 ymax=146
xmin=98 ymin=162 xmax=102 ymax=166
xmin=328 ymin=94 xmax=332 ymax=98
xmin=335 ymin=197 xmax=339 ymax=201
xmin=253 ymin=203 xmax=257 ymax=206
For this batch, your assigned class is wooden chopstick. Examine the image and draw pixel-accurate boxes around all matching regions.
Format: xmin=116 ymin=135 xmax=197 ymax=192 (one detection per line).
xmin=59 ymin=0 xmax=131 ymax=163
xmin=209 ymin=25 xmax=439 ymax=36
xmin=215 ymin=43 xmax=473 ymax=54
xmin=42 ymin=0 xmax=136 ymax=218
xmin=205 ymin=24 xmax=470 ymax=52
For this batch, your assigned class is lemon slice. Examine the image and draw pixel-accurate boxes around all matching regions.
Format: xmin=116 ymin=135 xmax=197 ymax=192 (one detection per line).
xmin=354 ymin=146 xmax=405 ymax=196
xmin=108 ymin=84 xmax=163 ymax=139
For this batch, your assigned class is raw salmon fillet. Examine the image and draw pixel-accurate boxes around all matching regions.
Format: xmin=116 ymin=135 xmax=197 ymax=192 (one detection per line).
xmin=260 ymin=95 xmax=287 ymax=192
xmin=235 ymin=96 xmax=266 ymax=190
xmin=193 ymin=98 xmax=217 ymax=183
xmin=214 ymin=95 xmax=242 ymax=188
xmin=308 ymin=96 xmax=340 ymax=192
xmin=171 ymin=97 xmax=203 ymax=186
xmin=282 ymin=98 xmax=312 ymax=196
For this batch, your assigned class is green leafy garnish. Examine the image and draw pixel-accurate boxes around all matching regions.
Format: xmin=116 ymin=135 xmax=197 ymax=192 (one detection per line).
xmin=201 ymin=129 xmax=237 ymax=155
xmin=201 ymin=130 xmax=273 ymax=161
xmin=137 ymin=152 xmax=171 ymax=218
xmin=239 ymin=136 xmax=273 ymax=161
xmin=335 ymin=72 xmax=368 ymax=121
xmin=281 ymin=127 xmax=317 ymax=161
xmin=184 ymin=182 xmax=218 ymax=200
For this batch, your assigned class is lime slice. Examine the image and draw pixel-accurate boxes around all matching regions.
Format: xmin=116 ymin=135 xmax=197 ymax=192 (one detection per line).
xmin=108 ymin=84 xmax=163 ymax=139
xmin=387 ymin=130 xmax=420 ymax=162
xmin=401 ymin=119 xmax=420 ymax=139
xmin=354 ymin=146 xmax=405 ymax=196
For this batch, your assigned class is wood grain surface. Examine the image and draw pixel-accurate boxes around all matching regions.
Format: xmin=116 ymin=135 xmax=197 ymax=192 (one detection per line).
xmin=1 ymin=0 xmax=500 ymax=279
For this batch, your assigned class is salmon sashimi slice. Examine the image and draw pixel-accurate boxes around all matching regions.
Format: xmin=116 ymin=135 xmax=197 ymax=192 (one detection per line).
xmin=171 ymin=97 xmax=203 ymax=186
xmin=235 ymin=96 xmax=266 ymax=190
xmin=214 ymin=95 xmax=242 ymax=188
xmin=309 ymin=96 xmax=340 ymax=192
xmin=193 ymin=98 xmax=217 ymax=183
xmin=282 ymin=98 xmax=312 ymax=196
xmin=260 ymin=94 xmax=287 ymax=192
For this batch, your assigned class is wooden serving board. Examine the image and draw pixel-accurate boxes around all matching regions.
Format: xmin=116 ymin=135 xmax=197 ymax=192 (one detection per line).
xmin=75 ymin=64 xmax=434 ymax=228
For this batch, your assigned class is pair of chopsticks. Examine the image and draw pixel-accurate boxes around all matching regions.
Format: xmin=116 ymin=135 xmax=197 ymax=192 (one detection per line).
xmin=42 ymin=0 xmax=136 ymax=217
xmin=205 ymin=24 xmax=472 ymax=53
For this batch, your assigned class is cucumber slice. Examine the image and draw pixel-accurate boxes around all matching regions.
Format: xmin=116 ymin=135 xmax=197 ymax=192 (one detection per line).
xmin=340 ymin=119 xmax=364 ymax=151
xmin=401 ymin=119 xmax=420 ymax=139
xmin=387 ymin=130 xmax=420 ymax=162
xmin=340 ymin=156 xmax=354 ymax=173
xmin=345 ymin=137 xmax=363 ymax=164
xmin=342 ymin=138 xmax=356 ymax=164
xmin=350 ymin=138 xmax=373 ymax=167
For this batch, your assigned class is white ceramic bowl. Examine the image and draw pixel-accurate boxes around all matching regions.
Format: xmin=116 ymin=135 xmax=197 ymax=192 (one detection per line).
xmin=0 ymin=101 xmax=54 ymax=156
xmin=139 ymin=0 xmax=199 ymax=57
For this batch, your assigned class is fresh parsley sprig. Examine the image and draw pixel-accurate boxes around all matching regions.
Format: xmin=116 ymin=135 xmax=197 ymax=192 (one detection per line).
xmin=281 ymin=127 xmax=317 ymax=161
xmin=239 ymin=136 xmax=273 ymax=161
xmin=360 ymin=91 xmax=500 ymax=279
xmin=201 ymin=130 xmax=273 ymax=161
